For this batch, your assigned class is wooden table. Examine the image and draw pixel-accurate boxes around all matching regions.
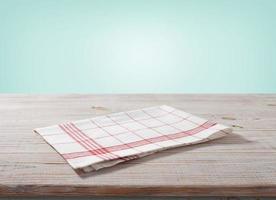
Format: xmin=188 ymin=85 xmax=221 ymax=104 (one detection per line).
xmin=0 ymin=94 xmax=276 ymax=197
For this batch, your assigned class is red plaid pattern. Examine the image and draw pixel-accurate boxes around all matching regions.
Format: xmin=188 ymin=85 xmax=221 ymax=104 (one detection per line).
xmin=34 ymin=105 xmax=231 ymax=172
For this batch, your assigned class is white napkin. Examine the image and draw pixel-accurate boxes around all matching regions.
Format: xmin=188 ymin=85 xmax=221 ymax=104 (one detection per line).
xmin=34 ymin=105 xmax=231 ymax=172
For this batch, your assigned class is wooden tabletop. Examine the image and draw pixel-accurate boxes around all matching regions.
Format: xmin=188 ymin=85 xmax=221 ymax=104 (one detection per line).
xmin=0 ymin=94 xmax=276 ymax=197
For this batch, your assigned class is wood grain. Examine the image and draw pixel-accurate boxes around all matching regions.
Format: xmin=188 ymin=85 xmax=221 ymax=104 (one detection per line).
xmin=0 ymin=94 xmax=276 ymax=197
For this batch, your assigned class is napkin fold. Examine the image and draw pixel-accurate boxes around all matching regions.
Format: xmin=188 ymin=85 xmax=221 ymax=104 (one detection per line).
xmin=34 ymin=105 xmax=231 ymax=172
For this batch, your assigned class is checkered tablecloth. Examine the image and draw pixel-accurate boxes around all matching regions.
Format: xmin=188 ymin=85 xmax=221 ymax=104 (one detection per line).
xmin=34 ymin=105 xmax=231 ymax=172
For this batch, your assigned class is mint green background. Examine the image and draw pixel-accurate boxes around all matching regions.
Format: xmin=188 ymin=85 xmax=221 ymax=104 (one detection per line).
xmin=0 ymin=0 xmax=275 ymax=93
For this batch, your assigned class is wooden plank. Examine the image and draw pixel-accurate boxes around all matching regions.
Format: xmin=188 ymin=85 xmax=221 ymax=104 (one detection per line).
xmin=0 ymin=94 xmax=276 ymax=197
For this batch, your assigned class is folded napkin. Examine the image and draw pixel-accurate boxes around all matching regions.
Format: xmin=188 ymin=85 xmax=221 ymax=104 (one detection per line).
xmin=35 ymin=105 xmax=231 ymax=172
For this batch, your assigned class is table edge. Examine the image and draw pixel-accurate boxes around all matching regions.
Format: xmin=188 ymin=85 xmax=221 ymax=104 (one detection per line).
xmin=1 ymin=184 xmax=276 ymax=197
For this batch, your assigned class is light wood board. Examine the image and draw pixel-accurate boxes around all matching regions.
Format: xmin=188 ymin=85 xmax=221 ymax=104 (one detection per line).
xmin=0 ymin=94 xmax=276 ymax=197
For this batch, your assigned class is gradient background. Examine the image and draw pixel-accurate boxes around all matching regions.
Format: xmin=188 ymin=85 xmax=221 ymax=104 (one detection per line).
xmin=0 ymin=0 xmax=275 ymax=93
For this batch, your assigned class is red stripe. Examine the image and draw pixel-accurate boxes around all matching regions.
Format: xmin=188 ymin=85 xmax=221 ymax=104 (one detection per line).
xmin=69 ymin=122 xmax=118 ymax=160
xmin=60 ymin=124 xmax=99 ymax=154
xmin=62 ymin=121 xmax=216 ymax=160
xmin=60 ymin=124 xmax=110 ymax=160
xmin=69 ymin=123 xmax=112 ymax=156
xmin=67 ymin=123 xmax=115 ymax=160
xmin=67 ymin=123 xmax=112 ymax=159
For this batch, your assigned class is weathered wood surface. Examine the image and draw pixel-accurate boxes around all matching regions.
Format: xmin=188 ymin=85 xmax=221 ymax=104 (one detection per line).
xmin=0 ymin=94 xmax=276 ymax=197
